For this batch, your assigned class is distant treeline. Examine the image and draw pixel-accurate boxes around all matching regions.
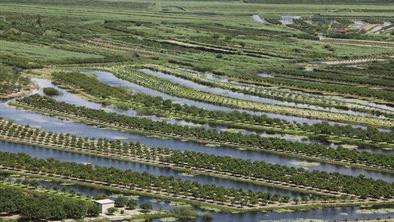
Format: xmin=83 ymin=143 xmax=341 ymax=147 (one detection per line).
xmin=243 ymin=0 xmax=393 ymax=3
xmin=0 ymin=0 xmax=151 ymax=8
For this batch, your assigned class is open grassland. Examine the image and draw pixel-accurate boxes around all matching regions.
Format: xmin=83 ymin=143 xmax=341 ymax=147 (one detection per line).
xmin=0 ymin=64 xmax=31 ymax=98
xmin=0 ymin=40 xmax=104 ymax=63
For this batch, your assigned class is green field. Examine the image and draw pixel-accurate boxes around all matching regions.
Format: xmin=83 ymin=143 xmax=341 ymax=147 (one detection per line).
xmin=0 ymin=40 xmax=104 ymax=62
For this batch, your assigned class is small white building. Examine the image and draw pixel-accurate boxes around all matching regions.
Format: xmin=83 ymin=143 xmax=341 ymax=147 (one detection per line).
xmin=95 ymin=199 xmax=115 ymax=214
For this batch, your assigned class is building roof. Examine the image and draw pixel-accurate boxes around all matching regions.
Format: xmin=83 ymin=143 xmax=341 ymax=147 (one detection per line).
xmin=336 ymin=27 xmax=350 ymax=33
xmin=94 ymin=199 xmax=115 ymax=205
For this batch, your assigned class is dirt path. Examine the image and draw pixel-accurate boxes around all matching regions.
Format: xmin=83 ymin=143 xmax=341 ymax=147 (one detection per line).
xmin=320 ymin=58 xmax=387 ymax=65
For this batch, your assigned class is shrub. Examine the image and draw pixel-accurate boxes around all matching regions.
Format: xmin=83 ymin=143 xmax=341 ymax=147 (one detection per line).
xmin=140 ymin=203 xmax=152 ymax=213
xmin=43 ymin=87 xmax=60 ymax=96
xmin=126 ymin=199 xmax=137 ymax=210
xmin=170 ymin=207 xmax=198 ymax=219
xmin=107 ymin=207 xmax=117 ymax=215
xmin=115 ymin=195 xmax=128 ymax=207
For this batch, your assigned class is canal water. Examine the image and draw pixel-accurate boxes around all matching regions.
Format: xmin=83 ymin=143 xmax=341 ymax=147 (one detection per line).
xmin=84 ymin=69 xmax=393 ymax=132
xmin=139 ymin=68 xmax=369 ymax=117
xmin=209 ymin=71 xmax=394 ymax=117
xmin=29 ymin=178 xmax=394 ymax=222
xmin=83 ymin=70 xmax=329 ymax=125
xmin=33 ymin=78 xmax=339 ymax=147
xmin=1 ymin=79 xmax=393 ymax=221
xmin=0 ymin=102 xmax=392 ymax=182
xmin=0 ymin=140 xmax=307 ymax=197
xmin=35 ymin=77 xmax=394 ymax=154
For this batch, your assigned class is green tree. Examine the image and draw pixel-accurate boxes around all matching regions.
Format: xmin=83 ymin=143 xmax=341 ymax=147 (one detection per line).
xmin=126 ymin=199 xmax=137 ymax=210
xmin=140 ymin=203 xmax=152 ymax=213
xmin=115 ymin=195 xmax=128 ymax=207
xmin=107 ymin=207 xmax=117 ymax=215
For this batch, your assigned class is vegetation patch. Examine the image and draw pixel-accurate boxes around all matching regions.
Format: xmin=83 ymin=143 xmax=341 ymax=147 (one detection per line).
xmin=16 ymin=94 xmax=394 ymax=172
xmin=0 ymin=118 xmax=392 ymax=199
xmin=43 ymin=87 xmax=60 ymax=96
xmin=0 ymin=181 xmax=98 ymax=221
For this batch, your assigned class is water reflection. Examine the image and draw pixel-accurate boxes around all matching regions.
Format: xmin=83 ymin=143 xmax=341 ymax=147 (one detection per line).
xmin=140 ymin=68 xmax=369 ymax=117
xmin=0 ymin=141 xmax=306 ymax=197
xmin=0 ymin=102 xmax=392 ymax=182
xmin=31 ymin=179 xmax=394 ymax=222
xmin=83 ymin=69 xmax=335 ymax=125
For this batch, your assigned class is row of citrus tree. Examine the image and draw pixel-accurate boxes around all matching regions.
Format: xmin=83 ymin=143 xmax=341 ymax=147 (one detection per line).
xmin=0 ymin=183 xmax=98 ymax=220
xmin=1 ymin=118 xmax=393 ymax=198
xmin=52 ymin=71 xmax=393 ymax=147
xmin=17 ymin=94 xmax=394 ymax=169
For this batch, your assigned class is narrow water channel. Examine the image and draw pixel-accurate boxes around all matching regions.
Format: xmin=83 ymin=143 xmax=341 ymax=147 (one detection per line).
xmin=0 ymin=141 xmax=307 ymax=197
xmin=82 ymin=70 xmax=392 ymax=132
xmin=84 ymin=69 xmax=394 ymax=133
xmin=35 ymin=180 xmax=176 ymax=211
xmin=33 ymin=78 xmax=336 ymax=147
xmin=30 ymin=179 xmax=394 ymax=222
xmin=83 ymin=70 xmax=330 ymax=125
xmin=139 ymin=68 xmax=370 ymax=117
xmin=225 ymin=71 xmax=394 ymax=115
xmin=81 ymin=70 xmax=233 ymax=112
xmin=25 ymin=79 xmax=389 ymax=155
xmin=0 ymin=102 xmax=392 ymax=182
xmin=194 ymin=206 xmax=394 ymax=222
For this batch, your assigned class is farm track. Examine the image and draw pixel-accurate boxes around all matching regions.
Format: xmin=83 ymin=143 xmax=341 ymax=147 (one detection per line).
xmin=320 ymin=37 xmax=394 ymax=48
